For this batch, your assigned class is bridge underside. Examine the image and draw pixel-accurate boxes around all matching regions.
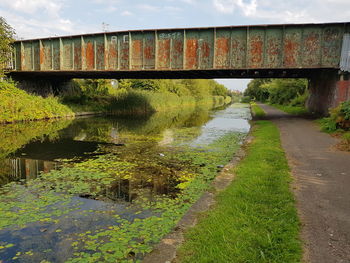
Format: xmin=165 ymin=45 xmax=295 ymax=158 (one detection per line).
xmin=9 ymin=68 xmax=332 ymax=80
xmin=10 ymin=68 xmax=350 ymax=116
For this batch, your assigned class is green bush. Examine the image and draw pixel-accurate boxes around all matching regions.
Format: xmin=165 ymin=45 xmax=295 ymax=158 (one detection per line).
xmin=244 ymin=79 xmax=270 ymax=102
xmin=0 ymin=80 xmax=74 ymax=123
xmin=244 ymin=78 xmax=308 ymax=108
xmin=289 ymin=90 xmax=308 ymax=106
xmin=240 ymin=96 xmax=251 ymax=103
xmin=224 ymin=96 xmax=232 ymax=104
xmin=319 ymin=118 xmax=338 ymax=132
xmin=339 ymin=101 xmax=350 ymax=121
xmin=322 ymin=102 xmax=350 ymax=132
xmin=267 ymin=79 xmax=307 ymax=105
xmin=342 ymin=132 xmax=350 ymax=143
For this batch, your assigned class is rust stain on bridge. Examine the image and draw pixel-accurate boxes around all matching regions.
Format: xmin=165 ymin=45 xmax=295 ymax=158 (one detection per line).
xmin=9 ymin=22 xmax=350 ymax=79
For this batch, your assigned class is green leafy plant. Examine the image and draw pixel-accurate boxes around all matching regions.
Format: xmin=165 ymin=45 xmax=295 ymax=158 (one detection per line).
xmin=0 ymin=80 xmax=74 ymax=123
xmin=0 ymin=17 xmax=15 ymax=78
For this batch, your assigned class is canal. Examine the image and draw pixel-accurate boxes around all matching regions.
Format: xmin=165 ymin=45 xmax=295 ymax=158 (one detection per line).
xmin=0 ymin=103 xmax=250 ymax=262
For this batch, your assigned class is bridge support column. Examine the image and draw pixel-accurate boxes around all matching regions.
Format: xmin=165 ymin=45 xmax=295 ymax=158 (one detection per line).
xmin=14 ymin=78 xmax=72 ymax=97
xmin=307 ymin=71 xmax=350 ymax=115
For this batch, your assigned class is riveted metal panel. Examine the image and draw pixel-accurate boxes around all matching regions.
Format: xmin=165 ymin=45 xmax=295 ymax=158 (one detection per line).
xmin=157 ymin=31 xmax=171 ymax=69
xmin=215 ymin=28 xmax=231 ymax=69
xmin=231 ymin=28 xmax=247 ymax=68
xmin=72 ymin=38 xmax=82 ymax=70
xmin=170 ymin=31 xmax=184 ymax=69
xmin=119 ymin=33 xmax=130 ymax=70
xmin=283 ymin=27 xmax=302 ymax=68
xmin=143 ymin=32 xmax=155 ymax=69
xmin=340 ymin=33 xmax=350 ymax=72
xmin=83 ymin=36 xmax=95 ymax=70
xmin=62 ymin=39 xmax=73 ymax=70
xmin=40 ymin=40 xmax=52 ymax=70
xmin=14 ymin=43 xmax=21 ymax=71
xmin=248 ymin=28 xmax=264 ymax=68
xmin=198 ymin=29 xmax=214 ymax=69
xmin=33 ymin=41 xmax=40 ymax=71
xmin=265 ymin=28 xmax=283 ymax=68
xmin=21 ymin=42 xmax=31 ymax=71
xmin=52 ymin=39 xmax=61 ymax=70
xmin=131 ymin=32 xmax=143 ymax=70
xmin=157 ymin=30 xmax=184 ymax=70
xmin=185 ymin=30 xmax=199 ymax=69
xmin=301 ymin=27 xmax=322 ymax=67
xmin=95 ymin=35 xmax=105 ymax=70
xmin=106 ymin=35 xmax=118 ymax=70
xmin=322 ymin=26 xmax=343 ymax=67
xmin=23 ymin=42 xmax=33 ymax=71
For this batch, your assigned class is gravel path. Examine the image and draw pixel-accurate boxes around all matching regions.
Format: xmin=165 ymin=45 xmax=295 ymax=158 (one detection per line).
xmin=258 ymin=103 xmax=350 ymax=263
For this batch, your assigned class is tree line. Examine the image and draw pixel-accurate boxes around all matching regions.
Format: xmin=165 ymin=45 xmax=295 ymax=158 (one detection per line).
xmin=243 ymin=78 xmax=308 ymax=107
xmin=72 ymin=79 xmax=232 ymax=99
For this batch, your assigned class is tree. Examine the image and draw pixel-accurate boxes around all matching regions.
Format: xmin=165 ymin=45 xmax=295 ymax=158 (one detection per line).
xmin=0 ymin=17 xmax=15 ymax=78
xmin=211 ymin=82 xmax=229 ymax=97
xmin=266 ymin=79 xmax=307 ymax=105
xmin=244 ymin=79 xmax=271 ymax=102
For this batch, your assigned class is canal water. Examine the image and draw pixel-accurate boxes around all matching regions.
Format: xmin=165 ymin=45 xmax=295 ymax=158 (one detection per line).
xmin=0 ymin=103 xmax=250 ymax=263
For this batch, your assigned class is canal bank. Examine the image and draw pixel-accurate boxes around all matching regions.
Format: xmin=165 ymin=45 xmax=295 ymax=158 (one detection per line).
xmin=173 ymin=120 xmax=302 ymax=263
xmin=258 ymin=103 xmax=350 ymax=263
xmin=0 ymin=79 xmax=233 ymax=124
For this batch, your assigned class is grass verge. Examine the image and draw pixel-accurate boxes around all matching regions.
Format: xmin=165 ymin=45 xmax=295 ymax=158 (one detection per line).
xmin=251 ymin=102 xmax=266 ymax=118
xmin=270 ymin=104 xmax=308 ymax=116
xmin=0 ymin=81 xmax=74 ymax=123
xmin=177 ymin=120 xmax=302 ymax=263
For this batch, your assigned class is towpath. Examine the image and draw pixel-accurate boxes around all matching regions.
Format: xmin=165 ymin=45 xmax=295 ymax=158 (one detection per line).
xmin=258 ymin=104 xmax=350 ymax=263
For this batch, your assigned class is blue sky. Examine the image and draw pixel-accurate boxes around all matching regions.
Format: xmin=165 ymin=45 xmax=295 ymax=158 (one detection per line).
xmin=1 ymin=0 xmax=349 ymax=91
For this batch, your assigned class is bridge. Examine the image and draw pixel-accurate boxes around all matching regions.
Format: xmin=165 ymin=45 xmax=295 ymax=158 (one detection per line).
xmin=7 ymin=22 xmax=350 ymax=114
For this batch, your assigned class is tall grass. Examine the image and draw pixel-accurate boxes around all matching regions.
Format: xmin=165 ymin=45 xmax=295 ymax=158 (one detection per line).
xmin=251 ymin=102 xmax=266 ymax=118
xmin=108 ymin=91 xmax=228 ymax=116
xmin=0 ymin=80 xmax=230 ymax=123
xmin=0 ymin=81 xmax=74 ymax=123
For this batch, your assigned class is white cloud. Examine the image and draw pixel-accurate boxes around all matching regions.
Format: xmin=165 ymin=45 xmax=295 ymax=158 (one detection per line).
xmin=121 ymin=10 xmax=132 ymax=16
xmin=0 ymin=0 xmax=62 ymax=16
xmin=213 ymin=0 xmax=235 ymax=13
xmin=137 ymin=4 xmax=160 ymax=12
xmin=93 ymin=0 xmax=119 ymax=4
xmin=97 ymin=6 xmax=118 ymax=13
xmin=164 ymin=6 xmax=181 ymax=12
xmin=213 ymin=0 xmax=257 ymax=15
xmin=137 ymin=4 xmax=181 ymax=13
xmin=0 ymin=0 xmax=98 ymax=39
xmin=181 ymin=0 xmax=196 ymax=4
xmin=213 ymin=0 xmax=350 ymax=23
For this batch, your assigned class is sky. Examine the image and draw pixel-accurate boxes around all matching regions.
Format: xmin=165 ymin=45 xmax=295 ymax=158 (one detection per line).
xmin=1 ymin=0 xmax=349 ymax=91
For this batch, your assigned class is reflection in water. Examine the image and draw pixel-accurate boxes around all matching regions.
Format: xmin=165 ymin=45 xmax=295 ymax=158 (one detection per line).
xmin=0 ymin=105 xmax=215 ymax=187
xmin=0 ymin=103 xmax=251 ymax=262
xmin=3 ymin=158 xmax=58 ymax=184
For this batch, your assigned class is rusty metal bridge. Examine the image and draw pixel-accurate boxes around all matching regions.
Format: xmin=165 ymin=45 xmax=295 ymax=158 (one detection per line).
xmin=8 ymin=22 xmax=350 ymax=79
